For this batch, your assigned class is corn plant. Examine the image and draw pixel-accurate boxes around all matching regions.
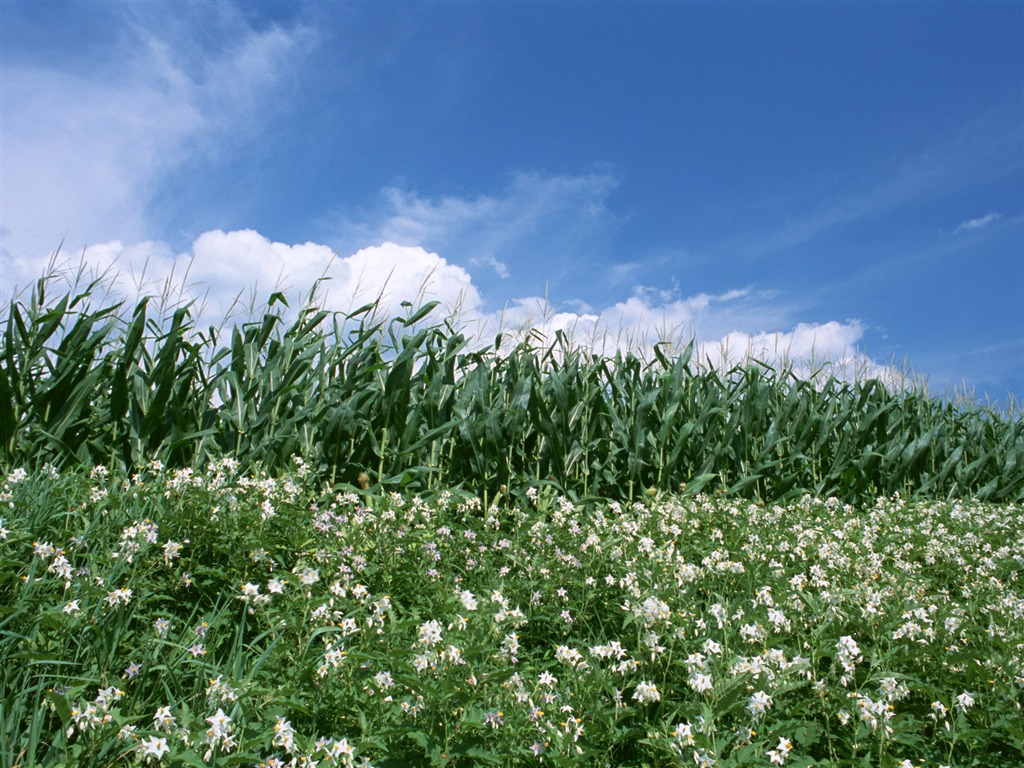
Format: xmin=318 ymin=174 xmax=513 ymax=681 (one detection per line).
xmin=1 ymin=274 xmax=1021 ymax=503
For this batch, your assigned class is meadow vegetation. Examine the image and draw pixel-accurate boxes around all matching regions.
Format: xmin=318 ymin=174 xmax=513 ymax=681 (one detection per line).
xmin=0 ymin=272 xmax=1022 ymax=766
xmin=2 ymin=463 xmax=1022 ymax=767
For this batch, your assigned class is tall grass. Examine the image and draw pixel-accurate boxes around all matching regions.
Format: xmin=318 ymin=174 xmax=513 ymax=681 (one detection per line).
xmin=1 ymin=272 xmax=1021 ymax=503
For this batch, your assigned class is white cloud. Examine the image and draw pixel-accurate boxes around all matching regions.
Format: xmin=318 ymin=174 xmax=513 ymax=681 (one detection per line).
xmin=953 ymin=212 xmax=1001 ymax=233
xmin=335 ymin=242 xmax=481 ymax=318
xmin=706 ymin=321 xmax=865 ymax=369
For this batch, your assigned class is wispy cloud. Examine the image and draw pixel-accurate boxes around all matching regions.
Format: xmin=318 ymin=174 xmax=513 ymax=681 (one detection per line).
xmin=325 ymin=171 xmax=624 ymax=296
xmin=953 ymin=212 xmax=1001 ymax=233
xmin=730 ymin=107 xmax=1021 ymax=261
xmin=469 ymin=254 xmax=510 ymax=279
xmin=0 ymin=5 xmax=314 ymax=284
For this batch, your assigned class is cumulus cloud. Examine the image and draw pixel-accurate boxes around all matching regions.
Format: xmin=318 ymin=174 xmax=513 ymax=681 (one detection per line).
xmin=335 ymin=242 xmax=481 ymax=318
xmin=6 ymin=227 xmax=885 ymax=385
xmin=953 ymin=212 xmax=1001 ymax=233
xmin=490 ymin=284 xmax=876 ymax=377
xmin=55 ymin=232 xmax=480 ymax=328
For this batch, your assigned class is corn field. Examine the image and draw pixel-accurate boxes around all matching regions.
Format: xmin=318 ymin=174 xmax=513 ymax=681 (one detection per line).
xmin=1 ymin=275 xmax=1021 ymax=504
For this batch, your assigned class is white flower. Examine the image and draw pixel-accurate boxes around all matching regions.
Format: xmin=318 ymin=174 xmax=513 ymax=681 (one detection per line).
xmin=162 ymin=540 xmax=183 ymax=563
xmin=501 ymin=633 xmax=520 ymax=663
xmin=418 ymin=620 xmax=444 ymax=647
xmin=955 ymin=691 xmax=975 ymax=711
xmin=104 ymin=588 xmax=133 ymax=607
xmin=206 ymin=675 xmax=238 ymax=705
xmin=319 ymin=643 xmax=347 ymax=676
xmin=555 ymin=644 xmax=585 ymax=668
xmin=33 ymin=541 xmax=55 ymax=559
xmin=767 ymin=737 xmax=792 ymax=765
xmin=205 ymin=708 xmax=232 ymax=739
xmin=49 ymin=554 xmax=73 ymax=580
xmin=94 ymin=686 xmax=124 ymax=710
xmin=273 ymin=717 xmax=296 ymax=752
xmin=767 ymin=608 xmax=791 ymax=632
xmin=689 ymin=673 xmax=713 ymax=693
xmin=636 ymin=595 xmax=671 ymax=625
xmin=632 ymin=681 xmax=661 ymax=704
xmin=739 ymin=623 xmax=766 ymax=643
xmin=294 ymin=565 xmax=320 ymax=586
xmin=327 ymin=737 xmax=354 ymax=759
xmin=835 ymin=635 xmax=862 ymax=684
xmin=153 ymin=706 xmax=175 ymax=731
xmin=747 ymin=690 xmax=772 ymax=718
xmin=538 ymin=671 xmax=558 ymax=687
xmin=684 ymin=652 xmax=709 ymax=672
xmin=239 ymin=582 xmax=260 ymax=602
xmin=138 ymin=735 xmax=170 ymax=761
xmin=672 ymin=721 xmax=695 ymax=746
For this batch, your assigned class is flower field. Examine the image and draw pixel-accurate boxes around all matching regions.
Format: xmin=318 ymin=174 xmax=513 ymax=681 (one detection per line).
xmin=2 ymin=461 xmax=1021 ymax=767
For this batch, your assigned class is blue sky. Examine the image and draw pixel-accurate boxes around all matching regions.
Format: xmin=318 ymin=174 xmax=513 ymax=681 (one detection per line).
xmin=2 ymin=1 xmax=1022 ymax=405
